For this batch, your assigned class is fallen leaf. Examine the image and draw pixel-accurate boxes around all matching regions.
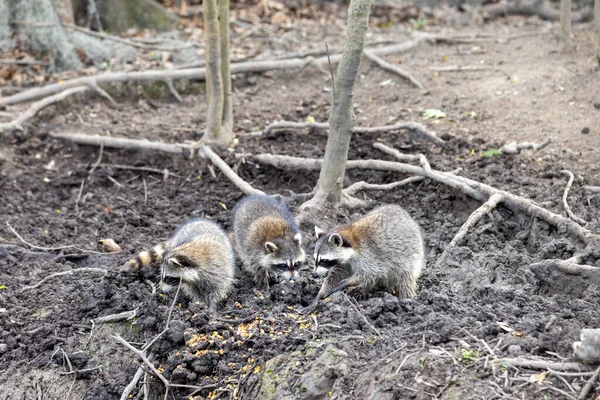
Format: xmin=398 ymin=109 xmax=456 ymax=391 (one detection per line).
xmin=527 ymin=371 xmax=547 ymax=384
xmin=306 ymin=115 xmax=315 ymax=123
xmin=422 ymin=109 xmax=446 ymax=120
xmin=219 ymin=202 xmax=228 ymax=210
xmin=380 ymin=79 xmax=393 ymax=86
xmin=99 ymin=238 xmax=123 ymax=253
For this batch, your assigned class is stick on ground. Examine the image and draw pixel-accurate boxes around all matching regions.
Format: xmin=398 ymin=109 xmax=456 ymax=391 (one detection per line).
xmin=22 ymin=268 xmax=107 ymax=291
xmin=364 ymin=50 xmax=424 ymax=89
xmin=577 ymin=364 xmax=600 ymax=400
xmin=0 ymin=86 xmax=88 ymax=134
xmin=436 ymin=193 xmax=505 ymax=267
xmin=561 ymin=170 xmax=587 ymax=225
xmin=495 ymin=358 xmax=594 ymax=372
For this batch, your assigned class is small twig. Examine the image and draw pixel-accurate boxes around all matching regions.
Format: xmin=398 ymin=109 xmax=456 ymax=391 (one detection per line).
xmin=198 ymin=145 xmax=265 ymax=196
xmin=93 ymin=309 xmax=138 ymax=324
xmin=59 ymin=365 xmax=103 ymax=375
xmin=500 ymin=138 xmax=552 ymax=154
xmin=142 ymin=279 xmax=182 ymax=352
xmin=88 ymin=81 xmax=119 ymax=108
xmin=325 ymin=43 xmax=336 ymax=95
xmin=50 ymin=132 xmax=193 ymax=154
xmin=142 ymin=178 xmax=148 ymax=205
xmin=75 ymin=180 xmax=85 ymax=213
xmin=364 ymin=50 xmax=424 ymax=89
xmin=495 ymin=358 xmax=594 ymax=372
xmin=344 ymin=176 xmax=424 ymax=196
xmin=561 ymin=170 xmax=587 ymax=225
xmin=395 ymin=336 xmax=426 ymax=374
xmin=428 ymin=65 xmax=488 ymax=72
xmin=120 ymin=365 xmax=146 ymax=400
xmin=165 ymin=80 xmax=183 ymax=103
xmin=93 ymin=164 xmax=178 ymax=178
xmin=89 ymin=142 xmax=104 ymax=175
xmin=7 ymin=222 xmax=76 ymax=251
xmin=583 ymin=186 xmax=600 ymax=193
xmin=344 ymin=294 xmax=382 ymax=338
xmin=436 ymin=193 xmax=505 ymax=267
xmin=0 ymin=86 xmax=88 ymax=134
xmin=22 ymin=268 xmax=107 ymax=291
xmin=578 ymin=365 xmax=600 ymax=400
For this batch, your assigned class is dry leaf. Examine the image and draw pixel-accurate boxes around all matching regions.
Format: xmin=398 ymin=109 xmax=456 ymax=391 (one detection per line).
xmin=100 ymin=238 xmax=122 ymax=253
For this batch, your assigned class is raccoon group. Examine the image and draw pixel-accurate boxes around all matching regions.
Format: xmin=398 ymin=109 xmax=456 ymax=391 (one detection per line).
xmin=126 ymin=194 xmax=425 ymax=315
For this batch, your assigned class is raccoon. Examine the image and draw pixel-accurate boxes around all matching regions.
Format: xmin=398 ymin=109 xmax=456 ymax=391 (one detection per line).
xmin=126 ymin=218 xmax=235 ymax=314
xmin=304 ymin=205 xmax=425 ymax=314
xmin=231 ymin=194 xmax=305 ymax=290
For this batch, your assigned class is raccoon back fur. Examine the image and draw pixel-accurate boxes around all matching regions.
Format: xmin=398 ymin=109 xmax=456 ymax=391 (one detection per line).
xmin=305 ymin=205 xmax=425 ymax=313
xmin=126 ymin=218 xmax=235 ymax=314
xmin=231 ymin=195 xmax=305 ymax=289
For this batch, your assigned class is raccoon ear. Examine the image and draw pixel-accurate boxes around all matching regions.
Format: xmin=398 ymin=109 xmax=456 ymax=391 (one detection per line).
xmin=294 ymin=232 xmax=302 ymax=246
xmin=264 ymin=241 xmax=278 ymax=253
xmin=328 ymin=233 xmax=344 ymax=247
xmin=314 ymin=226 xmax=325 ymax=239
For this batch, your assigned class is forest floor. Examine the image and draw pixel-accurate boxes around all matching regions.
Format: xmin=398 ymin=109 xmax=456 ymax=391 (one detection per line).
xmin=1 ymin=6 xmax=600 ymax=400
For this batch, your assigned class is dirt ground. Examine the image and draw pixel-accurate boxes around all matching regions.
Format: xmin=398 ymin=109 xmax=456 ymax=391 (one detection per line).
xmin=1 ymin=7 xmax=600 ymax=400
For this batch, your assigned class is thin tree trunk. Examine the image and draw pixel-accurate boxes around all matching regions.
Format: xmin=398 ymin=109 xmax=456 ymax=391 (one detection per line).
xmin=560 ymin=0 xmax=572 ymax=51
xmin=301 ymin=0 xmax=372 ymax=211
xmin=219 ymin=0 xmax=233 ymax=138
xmin=595 ymin=0 xmax=600 ymax=64
xmin=203 ymin=0 xmax=224 ymax=143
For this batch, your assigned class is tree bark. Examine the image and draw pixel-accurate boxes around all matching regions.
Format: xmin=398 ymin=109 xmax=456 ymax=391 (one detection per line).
xmin=203 ymin=0 xmax=225 ymax=143
xmin=219 ymin=0 xmax=233 ymax=138
xmin=301 ymin=0 xmax=372 ymax=211
xmin=560 ymin=0 xmax=572 ymax=51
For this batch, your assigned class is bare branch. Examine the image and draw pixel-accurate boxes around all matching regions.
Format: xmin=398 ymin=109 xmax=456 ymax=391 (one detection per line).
xmin=0 ymin=86 xmax=88 ymax=134
xmin=495 ymin=358 xmax=594 ymax=372
xmin=120 ymin=365 xmax=145 ymax=400
xmin=561 ymin=170 xmax=587 ymax=225
xmin=22 ymin=268 xmax=107 ymax=292
xmin=436 ymin=193 xmax=505 ymax=267
xmin=198 ymin=145 xmax=265 ymax=196
xmin=364 ymin=50 xmax=423 ymax=89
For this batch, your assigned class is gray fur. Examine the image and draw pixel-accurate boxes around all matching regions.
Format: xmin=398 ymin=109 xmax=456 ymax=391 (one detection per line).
xmin=159 ymin=218 xmax=235 ymax=312
xmin=231 ymin=195 xmax=305 ymax=289
xmin=309 ymin=205 xmax=425 ymax=311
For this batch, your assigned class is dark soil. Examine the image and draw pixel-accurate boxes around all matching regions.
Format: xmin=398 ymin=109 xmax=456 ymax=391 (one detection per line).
xmin=1 ymin=12 xmax=600 ymax=400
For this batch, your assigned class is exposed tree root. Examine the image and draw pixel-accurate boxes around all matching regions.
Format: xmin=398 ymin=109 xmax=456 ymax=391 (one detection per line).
xmin=561 ymin=170 xmax=587 ymax=225
xmin=49 ymin=132 xmax=192 ymax=154
xmin=93 ymin=309 xmax=138 ymax=324
xmin=529 ymin=257 xmax=600 ymax=282
xmin=198 ymin=145 xmax=265 ymax=196
xmin=252 ymin=144 xmax=598 ymax=248
xmin=364 ymin=50 xmax=424 ymax=89
xmin=500 ymin=138 xmax=552 ymax=154
xmin=0 ymin=86 xmax=88 ymax=134
xmin=494 ymin=357 xmax=594 ymax=372
xmin=482 ymin=0 xmax=593 ymax=22
xmin=253 ymin=120 xmax=445 ymax=145
xmin=436 ymin=193 xmax=505 ymax=267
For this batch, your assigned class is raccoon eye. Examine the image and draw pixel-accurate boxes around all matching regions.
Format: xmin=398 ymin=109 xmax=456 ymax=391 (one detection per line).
xmin=275 ymin=264 xmax=288 ymax=271
xmin=319 ymin=259 xmax=337 ymax=268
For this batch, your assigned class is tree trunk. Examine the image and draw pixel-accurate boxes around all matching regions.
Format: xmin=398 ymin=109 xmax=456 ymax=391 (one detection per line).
xmin=9 ymin=0 xmax=83 ymax=70
xmin=595 ymin=0 xmax=600 ymax=64
xmin=560 ymin=0 xmax=572 ymax=51
xmin=219 ymin=0 xmax=233 ymax=138
xmin=301 ymin=0 xmax=372 ymax=212
xmin=203 ymin=0 xmax=225 ymax=143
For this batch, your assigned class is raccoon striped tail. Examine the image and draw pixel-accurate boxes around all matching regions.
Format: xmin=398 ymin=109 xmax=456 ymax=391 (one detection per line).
xmin=127 ymin=243 xmax=167 ymax=272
